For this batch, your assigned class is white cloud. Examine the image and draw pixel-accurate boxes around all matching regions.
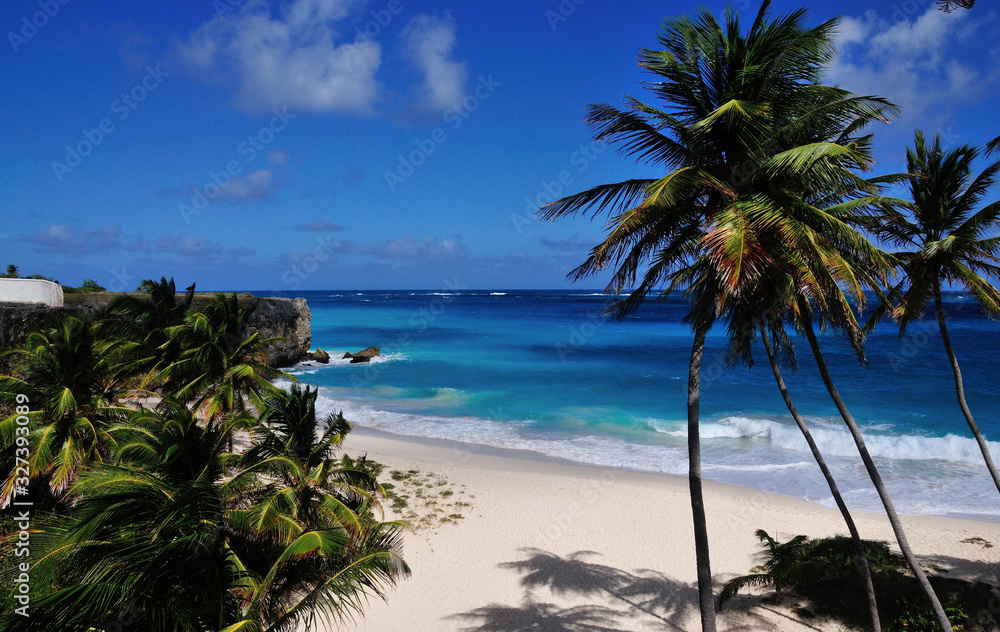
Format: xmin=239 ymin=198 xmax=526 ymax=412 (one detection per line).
xmin=218 ymin=169 xmax=275 ymax=202
xmin=176 ymin=0 xmax=381 ymax=114
xmin=828 ymin=6 xmax=996 ymax=122
xmin=400 ymin=14 xmax=468 ymax=113
xmin=267 ymin=150 xmax=290 ymax=166
xmin=293 ymin=218 xmax=346 ymax=231
xmin=24 ymin=225 xmax=121 ymax=254
xmin=23 ymin=225 xmax=252 ymax=260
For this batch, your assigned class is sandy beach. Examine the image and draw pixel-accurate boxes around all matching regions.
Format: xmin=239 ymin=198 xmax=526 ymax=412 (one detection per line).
xmin=326 ymin=428 xmax=1000 ymax=632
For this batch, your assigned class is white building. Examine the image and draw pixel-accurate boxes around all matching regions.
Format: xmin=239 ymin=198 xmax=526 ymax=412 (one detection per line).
xmin=0 ymin=279 xmax=64 ymax=307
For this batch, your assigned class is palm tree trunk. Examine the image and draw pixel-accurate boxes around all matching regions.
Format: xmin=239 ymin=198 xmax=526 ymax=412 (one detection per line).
xmin=760 ymin=327 xmax=881 ymax=632
xmin=934 ymin=283 xmax=1000 ymax=496
xmin=688 ymin=318 xmax=717 ymax=632
xmin=797 ymin=300 xmax=952 ymax=631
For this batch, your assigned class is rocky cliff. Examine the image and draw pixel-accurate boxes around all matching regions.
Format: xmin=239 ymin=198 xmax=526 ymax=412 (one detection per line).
xmin=246 ymin=297 xmax=312 ymax=367
xmin=0 ymin=296 xmax=312 ymax=368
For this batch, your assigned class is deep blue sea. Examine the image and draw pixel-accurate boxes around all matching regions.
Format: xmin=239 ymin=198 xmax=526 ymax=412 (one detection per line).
xmin=258 ymin=289 xmax=1000 ymax=519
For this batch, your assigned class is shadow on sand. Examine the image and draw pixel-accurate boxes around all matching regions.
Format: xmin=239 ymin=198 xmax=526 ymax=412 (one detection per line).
xmin=448 ymin=548 xmax=828 ymax=631
xmin=448 ymin=548 xmax=698 ymax=631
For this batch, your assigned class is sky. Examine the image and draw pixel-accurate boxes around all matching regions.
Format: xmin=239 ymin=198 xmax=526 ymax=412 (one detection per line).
xmin=1 ymin=0 xmax=998 ymax=291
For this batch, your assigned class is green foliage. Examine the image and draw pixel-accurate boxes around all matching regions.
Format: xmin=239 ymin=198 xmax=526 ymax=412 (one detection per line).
xmin=157 ymin=293 xmax=292 ymax=422
xmin=0 ymin=276 xmax=409 ymax=631
xmin=871 ymin=131 xmax=1000 ymax=331
xmin=0 ymin=313 xmax=140 ymax=506
xmin=718 ymin=529 xmax=812 ymax=608
xmin=725 ymin=530 xmax=996 ymax=631
xmin=62 ymin=280 xmax=106 ymax=294
xmin=0 ymin=265 xmax=57 ymax=283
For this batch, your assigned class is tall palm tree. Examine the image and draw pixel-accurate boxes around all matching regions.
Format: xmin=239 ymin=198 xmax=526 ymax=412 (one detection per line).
xmin=874 ymin=131 xmax=1000 ymax=496
xmin=0 ymin=314 xmax=137 ymax=506
xmin=796 ymin=295 xmax=952 ymax=630
xmin=542 ymin=3 xmax=899 ymax=627
xmin=724 ymin=280 xmax=882 ymax=631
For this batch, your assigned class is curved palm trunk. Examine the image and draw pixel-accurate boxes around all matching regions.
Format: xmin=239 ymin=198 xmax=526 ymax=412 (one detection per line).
xmin=688 ymin=319 xmax=718 ymax=632
xmin=760 ymin=328 xmax=881 ymax=632
xmin=798 ymin=303 xmax=952 ymax=631
xmin=934 ymin=284 xmax=1000 ymax=496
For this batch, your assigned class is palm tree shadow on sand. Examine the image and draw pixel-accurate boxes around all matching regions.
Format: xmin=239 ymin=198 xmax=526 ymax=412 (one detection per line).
xmin=449 ymin=548 xmax=698 ymax=631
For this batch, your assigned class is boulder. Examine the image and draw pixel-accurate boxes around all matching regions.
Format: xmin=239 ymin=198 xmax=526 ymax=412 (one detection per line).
xmin=244 ymin=297 xmax=312 ymax=367
xmin=313 ymin=348 xmax=330 ymax=364
xmin=343 ymin=346 xmax=381 ymax=364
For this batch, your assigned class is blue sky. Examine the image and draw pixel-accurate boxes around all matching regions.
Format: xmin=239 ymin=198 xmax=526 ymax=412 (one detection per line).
xmin=2 ymin=0 xmax=998 ymax=291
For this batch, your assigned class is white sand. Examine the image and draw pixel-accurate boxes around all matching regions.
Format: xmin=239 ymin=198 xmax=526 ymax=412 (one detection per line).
xmin=324 ymin=428 xmax=1000 ymax=632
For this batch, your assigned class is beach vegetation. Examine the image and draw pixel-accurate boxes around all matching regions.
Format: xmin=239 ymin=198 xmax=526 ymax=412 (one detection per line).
xmin=539 ymin=0 xmax=945 ymax=627
xmin=0 ymin=278 xmax=409 ymax=631
xmin=869 ymin=131 xmax=1000 ymax=497
xmin=723 ymin=530 xmax=990 ymax=631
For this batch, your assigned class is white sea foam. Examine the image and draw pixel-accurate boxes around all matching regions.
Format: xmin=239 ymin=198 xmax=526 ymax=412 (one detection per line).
xmin=283 ymin=352 xmax=408 ymax=375
xmin=291 ymin=388 xmax=1000 ymax=518
xmin=650 ymin=415 xmax=1000 ymax=465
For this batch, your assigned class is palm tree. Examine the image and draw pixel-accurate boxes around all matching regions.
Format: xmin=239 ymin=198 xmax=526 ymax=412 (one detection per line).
xmin=718 ymin=529 xmax=810 ymax=608
xmin=0 ymin=314 xmax=138 ymax=506
xmin=159 ymin=293 xmax=293 ymax=426
xmin=2 ymin=398 xmax=408 ymax=632
xmin=873 ymin=131 xmax=1000 ymax=496
xmin=542 ymin=3 xmax=899 ymax=627
xmin=236 ymin=385 xmax=391 ymax=537
xmin=724 ymin=280 xmax=882 ymax=631
xmin=100 ymin=276 xmax=196 ymax=378
xmin=796 ymin=295 xmax=953 ymax=630
xmin=938 ymin=0 xmax=975 ymax=11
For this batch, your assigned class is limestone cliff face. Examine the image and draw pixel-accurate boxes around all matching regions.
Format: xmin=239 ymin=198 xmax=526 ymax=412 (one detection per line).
xmin=246 ymin=297 xmax=312 ymax=367
xmin=0 ymin=302 xmax=96 ymax=350
xmin=0 ymin=296 xmax=312 ymax=368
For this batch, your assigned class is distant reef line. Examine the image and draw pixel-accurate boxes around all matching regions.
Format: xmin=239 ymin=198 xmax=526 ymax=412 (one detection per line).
xmin=0 ymin=292 xmax=312 ymax=368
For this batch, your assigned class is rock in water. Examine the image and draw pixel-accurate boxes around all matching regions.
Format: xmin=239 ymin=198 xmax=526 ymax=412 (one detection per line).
xmin=313 ymin=348 xmax=330 ymax=364
xmin=343 ymin=346 xmax=381 ymax=363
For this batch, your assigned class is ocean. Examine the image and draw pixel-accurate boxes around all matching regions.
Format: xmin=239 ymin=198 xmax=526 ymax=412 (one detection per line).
xmin=259 ymin=289 xmax=1000 ymax=519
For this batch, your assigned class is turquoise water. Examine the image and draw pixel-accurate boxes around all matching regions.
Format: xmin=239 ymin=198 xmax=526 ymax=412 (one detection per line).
xmin=260 ymin=290 xmax=1000 ymax=518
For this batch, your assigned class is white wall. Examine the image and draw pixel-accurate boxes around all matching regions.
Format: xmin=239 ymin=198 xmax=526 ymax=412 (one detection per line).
xmin=0 ymin=279 xmax=64 ymax=307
